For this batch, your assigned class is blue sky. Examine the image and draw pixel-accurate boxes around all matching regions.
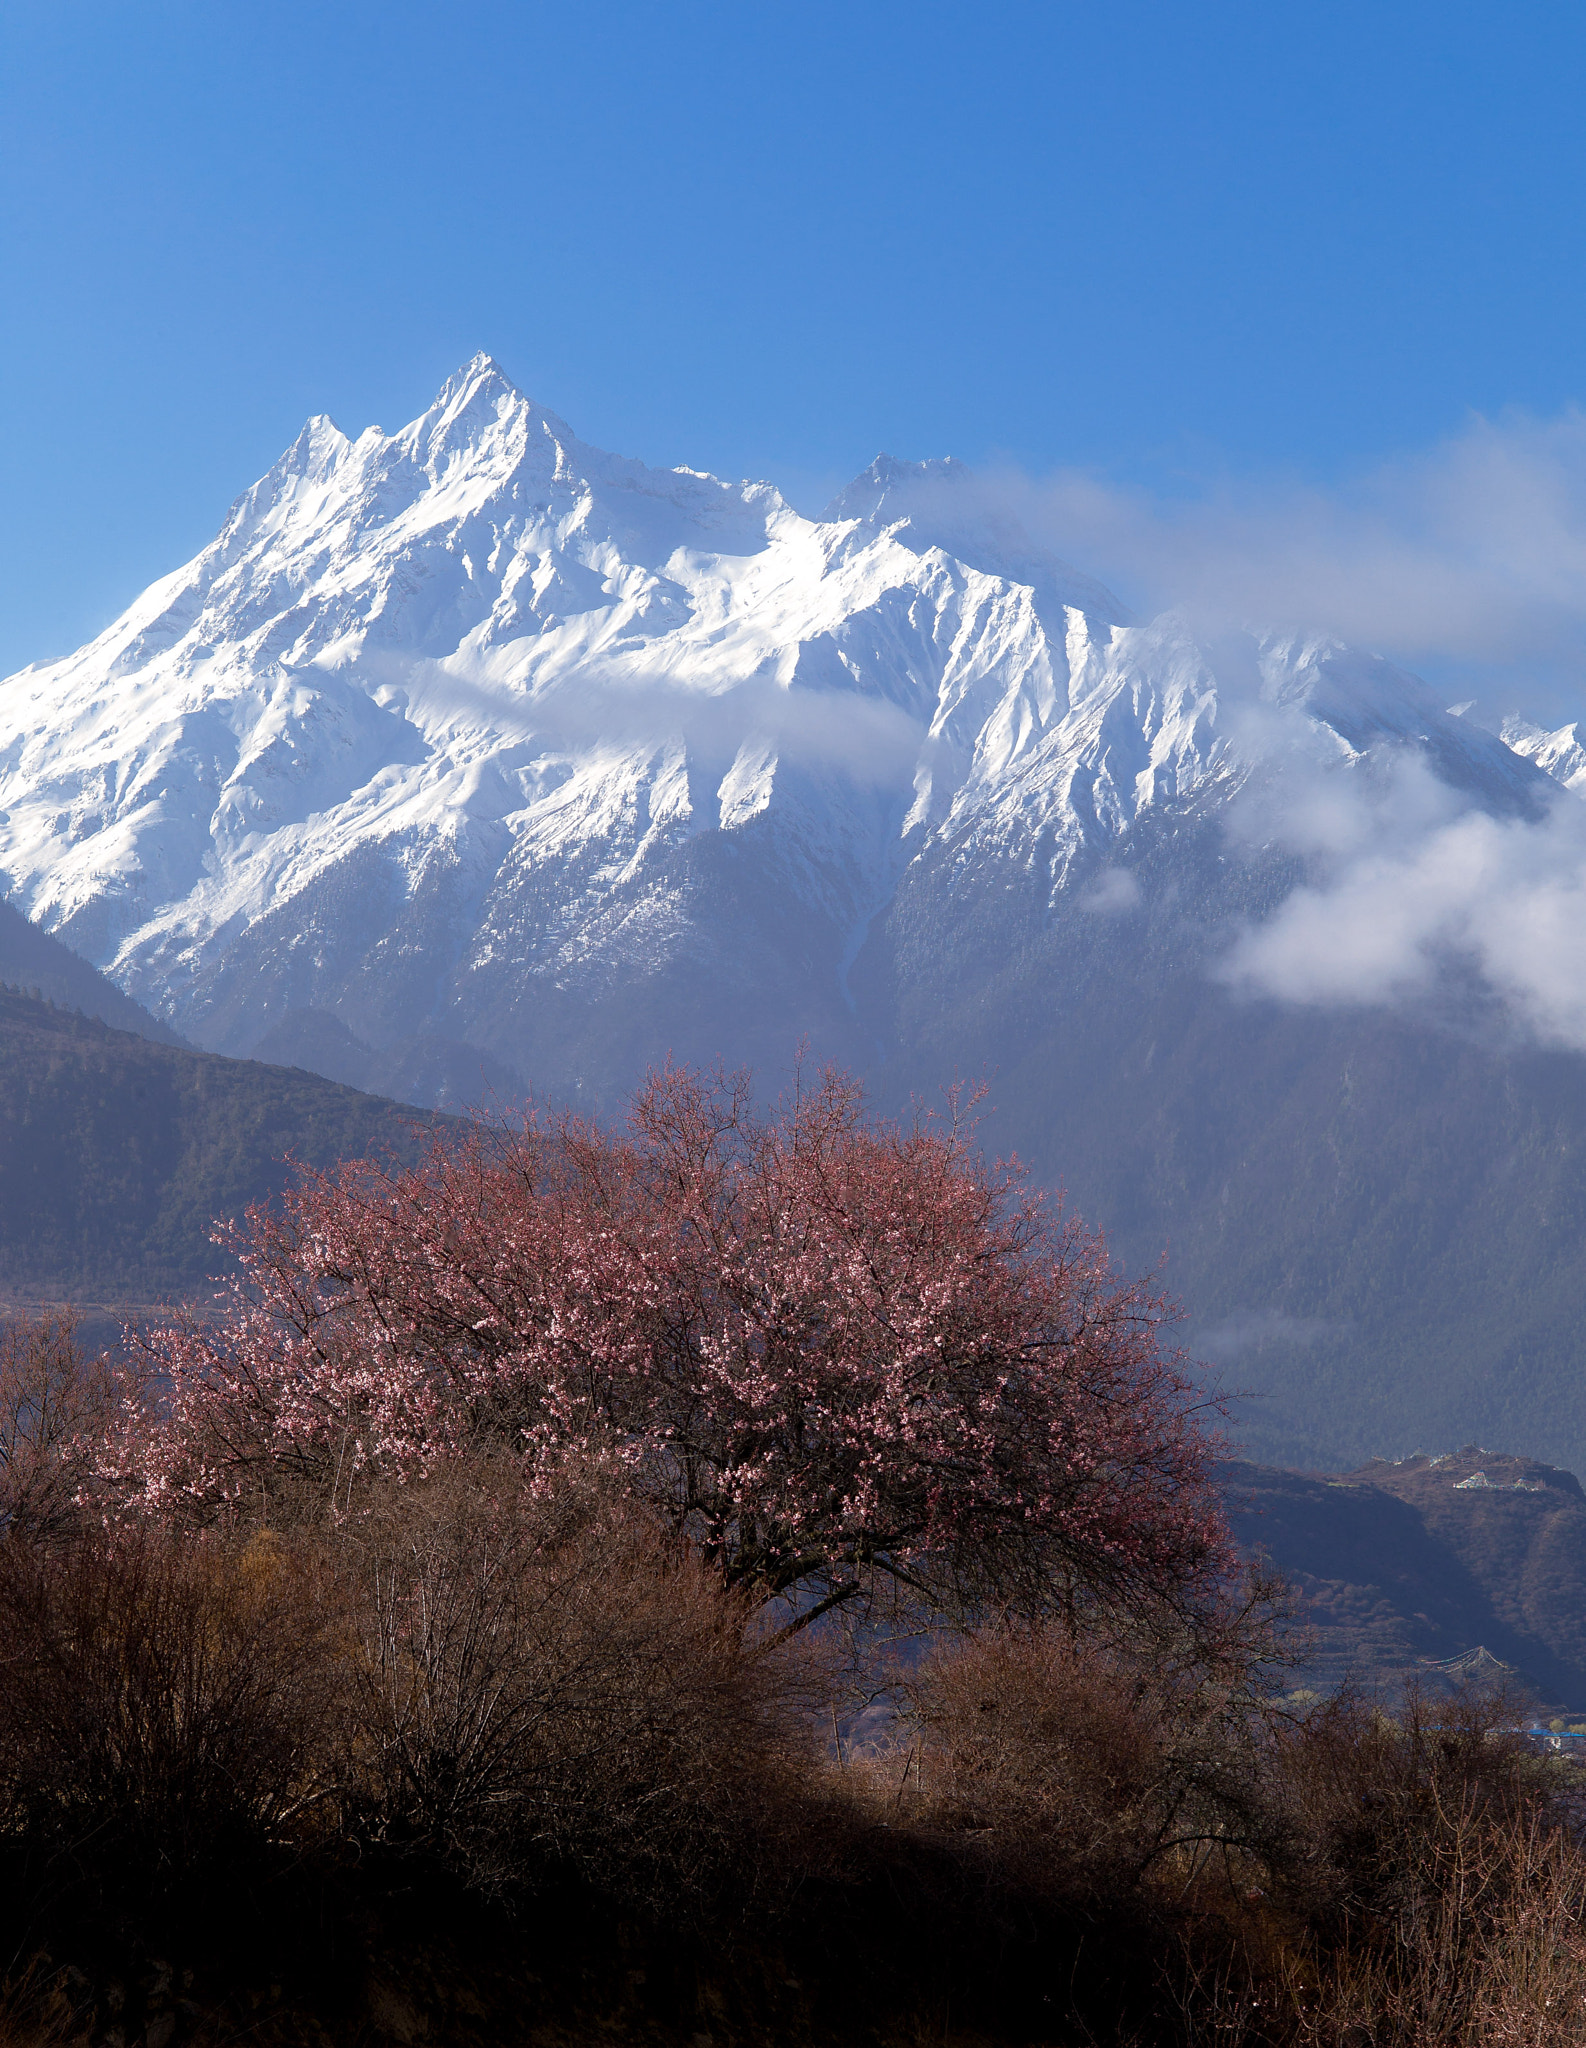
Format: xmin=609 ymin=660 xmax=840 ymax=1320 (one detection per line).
xmin=4 ymin=0 xmax=1586 ymax=682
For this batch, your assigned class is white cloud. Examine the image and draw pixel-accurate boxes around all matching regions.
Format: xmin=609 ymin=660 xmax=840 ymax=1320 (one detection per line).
xmin=948 ymin=409 xmax=1586 ymax=1048
xmin=358 ymin=653 xmax=927 ymax=786
xmin=1005 ymin=406 xmax=1586 ymax=721
xmin=1077 ymin=866 xmax=1142 ymax=915
xmin=1217 ymin=748 xmax=1586 ymax=1050
xmin=1196 ymin=1310 xmax=1349 ymax=1365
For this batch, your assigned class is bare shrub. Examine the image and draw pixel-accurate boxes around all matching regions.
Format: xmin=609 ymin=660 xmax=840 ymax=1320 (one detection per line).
xmin=0 ymin=1524 xmax=346 ymax=1899
xmin=1173 ymin=1687 xmax=1586 ymax=2047
xmin=334 ymin=1459 xmax=827 ymax=1909
xmin=1464 ymin=1815 xmax=1586 ymax=2047
xmin=1213 ymin=1806 xmax=1586 ymax=2047
xmin=0 ymin=1960 xmax=90 ymax=2048
xmin=1267 ymin=1681 xmax=1552 ymax=1927
xmin=881 ymin=1629 xmax=1586 ymax=2043
xmin=896 ymin=1620 xmax=1280 ymax=1903
xmin=0 ymin=1313 xmax=113 ymax=1541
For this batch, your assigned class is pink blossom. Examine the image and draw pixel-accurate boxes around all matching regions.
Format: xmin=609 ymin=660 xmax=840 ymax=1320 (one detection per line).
xmin=107 ymin=1066 xmax=1233 ymax=1630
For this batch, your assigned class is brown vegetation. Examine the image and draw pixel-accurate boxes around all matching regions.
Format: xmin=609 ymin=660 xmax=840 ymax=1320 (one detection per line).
xmin=0 ymin=1312 xmax=114 ymax=1540
xmin=335 ymin=1464 xmax=826 ymax=1907
xmin=4 ymin=1272 xmax=1586 ymax=2042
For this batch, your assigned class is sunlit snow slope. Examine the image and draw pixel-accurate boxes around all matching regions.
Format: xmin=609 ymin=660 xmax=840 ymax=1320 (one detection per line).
xmin=0 ymin=356 xmax=1551 ymax=1101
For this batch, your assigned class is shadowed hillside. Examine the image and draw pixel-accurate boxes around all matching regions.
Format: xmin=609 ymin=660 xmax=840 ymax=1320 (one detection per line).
xmin=1228 ymin=1449 xmax=1586 ymax=1707
xmin=0 ymin=897 xmax=185 ymax=1044
xmin=250 ymin=1005 xmax=526 ymax=1111
xmin=0 ymin=989 xmax=433 ymax=1299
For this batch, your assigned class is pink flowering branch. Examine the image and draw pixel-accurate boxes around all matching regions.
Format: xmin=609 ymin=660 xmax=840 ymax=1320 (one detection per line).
xmin=105 ymin=1063 xmax=1233 ymax=1636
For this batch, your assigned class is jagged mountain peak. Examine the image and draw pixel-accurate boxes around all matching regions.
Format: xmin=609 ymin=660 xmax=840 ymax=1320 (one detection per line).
xmin=1502 ymin=714 xmax=1586 ymax=793
xmin=395 ymin=352 xmax=577 ymax=470
xmin=245 ymin=359 xmax=569 ymax=532
xmin=410 ymin=350 xmax=533 ymax=434
xmin=824 ymin=448 xmax=1130 ymax=622
xmin=437 ymin=348 xmax=518 ymax=399
xmin=289 ymin=412 xmax=353 ymax=465
xmin=0 ymin=365 xmax=1565 ymax=1113
xmin=822 ymin=451 xmax=975 ymax=524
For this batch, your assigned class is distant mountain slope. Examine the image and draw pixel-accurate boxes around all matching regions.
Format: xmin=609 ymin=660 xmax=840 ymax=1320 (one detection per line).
xmin=0 ymin=896 xmax=185 ymax=1044
xmin=0 ymin=989 xmax=430 ymax=1298
xmin=1228 ymin=1450 xmax=1586 ymax=1708
xmin=249 ymin=1005 xmax=526 ymax=1110
xmin=10 ymin=354 xmax=1586 ymax=1475
xmin=857 ymin=799 xmax=1586 ymax=1476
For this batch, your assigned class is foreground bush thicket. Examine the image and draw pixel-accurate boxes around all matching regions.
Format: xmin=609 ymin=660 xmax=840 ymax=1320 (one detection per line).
xmin=9 ymin=1474 xmax=1586 ymax=2031
xmin=337 ymin=1464 xmax=828 ymax=1906
xmin=0 ymin=1313 xmax=113 ymax=1543
xmin=897 ymin=1632 xmax=1586 ymax=2045
xmin=0 ymin=1523 xmax=342 ymax=1904
xmin=4 ymin=1067 xmax=1586 ymax=2044
xmin=0 ymin=1468 xmax=829 ymax=1927
xmin=4 ymin=1464 xmax=1585 ymax=2046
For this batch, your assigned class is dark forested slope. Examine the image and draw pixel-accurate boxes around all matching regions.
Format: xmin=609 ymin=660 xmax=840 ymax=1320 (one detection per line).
xmin=0 ymin=990 xmax=430 ymax=1298
xmin=0 ymin=896 xmax=185 ymax=1044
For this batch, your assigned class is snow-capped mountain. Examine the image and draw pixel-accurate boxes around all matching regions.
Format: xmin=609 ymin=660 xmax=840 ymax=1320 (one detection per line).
xmin=0 ymin=355 xmax=1557 ymax=1100
xmin=1501 ymin=714 xmax=1586 ymax=793
xmin=19 ymin=355 xmax=1586 ymax=1480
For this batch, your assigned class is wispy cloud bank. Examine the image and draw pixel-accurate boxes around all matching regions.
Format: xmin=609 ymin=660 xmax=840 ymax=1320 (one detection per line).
xmin=1077 ymin=866 xmax=1143 ymax=915
xmin=1195 ymin=1310 xmax=1350 ymax=1365
xmin=362 ymin=655 xmax=928 ymax=786
xmin=1215 ymin=748 xmax=1586 ymax=1050
xmin=969 ymin=405 xmax=1586 ymax=1048
xmin=1013 ymin=407 xmax=1586 ymax=718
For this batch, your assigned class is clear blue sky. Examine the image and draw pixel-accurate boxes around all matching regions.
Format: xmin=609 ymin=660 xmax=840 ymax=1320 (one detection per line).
xmin=3 ymin=0 xmax=1585 ymax=675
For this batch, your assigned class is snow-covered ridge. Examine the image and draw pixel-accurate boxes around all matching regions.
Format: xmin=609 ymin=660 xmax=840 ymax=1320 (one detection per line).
xmin=0 ymin=356 xmax=1560 ymax=1089
xmin=1501 ymin=715 xmax=1586 ymax=794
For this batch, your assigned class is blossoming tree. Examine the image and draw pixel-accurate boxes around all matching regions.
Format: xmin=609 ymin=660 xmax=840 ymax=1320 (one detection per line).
xmin=114 ymin=1065 xmax=1231 ymax=1634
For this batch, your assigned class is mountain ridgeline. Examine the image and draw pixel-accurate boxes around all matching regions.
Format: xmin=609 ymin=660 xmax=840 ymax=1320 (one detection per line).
xmin=0 ymin=895 xmax=184 ymax=1044
xmin=5 ymin=356 xmax=1586 ymax=1472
